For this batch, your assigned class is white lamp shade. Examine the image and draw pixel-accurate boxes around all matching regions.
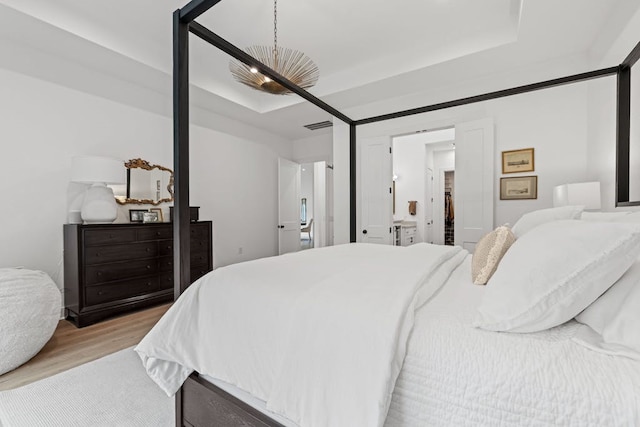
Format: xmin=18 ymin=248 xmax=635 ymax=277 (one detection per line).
xmin=71 ymin=155 xmax=124 ymax=184
xmin=553 ymin=182 xmax=601 ymax=211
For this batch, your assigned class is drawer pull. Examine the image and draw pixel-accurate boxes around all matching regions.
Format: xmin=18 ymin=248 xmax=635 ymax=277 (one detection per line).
xmin=146 ymin=248 xmax=151 ymax=252
xmin=167 ymin=245 xmax=172 ymax=249
xmin=97 ymin=272 xmax=102 ymax=276
xmin=147 ymin=282 xmax=152 ymax=286
xmin=156 ymin=231 xmax=161 ymax=236
xmin=146 ymin=265 xmax=152 ymax=269
xmin=98 ymin=291 xmax=104 ymax=296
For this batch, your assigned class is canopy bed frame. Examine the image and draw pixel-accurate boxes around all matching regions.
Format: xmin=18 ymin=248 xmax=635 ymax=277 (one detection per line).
xmin=171 ymin=1 xmax=640 ymax=425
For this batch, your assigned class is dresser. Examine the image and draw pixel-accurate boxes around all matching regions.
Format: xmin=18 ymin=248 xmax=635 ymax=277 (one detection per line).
xmin=393 ymin=221 xmax=417 ymax=246
xmin=400 ymin=223 xmax=417 ymax=246
xmin=63 ymin=221 xmax=212 ymax=327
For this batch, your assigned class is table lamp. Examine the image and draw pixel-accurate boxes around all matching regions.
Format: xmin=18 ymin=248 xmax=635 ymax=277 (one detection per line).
xmin=70 ymin=155 xmax=125 ymax=224
xmin=552 ymin=181 xmax=601 ymax=211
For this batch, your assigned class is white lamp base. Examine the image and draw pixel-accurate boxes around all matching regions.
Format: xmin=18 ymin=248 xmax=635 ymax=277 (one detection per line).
xmin=81 ymin=183 xmax=118 ymax=224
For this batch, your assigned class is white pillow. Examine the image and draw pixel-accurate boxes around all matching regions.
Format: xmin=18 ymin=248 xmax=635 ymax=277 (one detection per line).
xmin=475 ymin=220 xmax=640 ymax=333
xmin=580 ymin=211 xmax=631 ymax=222
xmin=612 ymin=211 xmax=640 ymax=223
xmin=471 ymin=226 xmax=515 ymax=285
xmin=573 ymin=260 xmax=640 ymax=360
xmin=511 ymin=206 xmax=584 ymax=238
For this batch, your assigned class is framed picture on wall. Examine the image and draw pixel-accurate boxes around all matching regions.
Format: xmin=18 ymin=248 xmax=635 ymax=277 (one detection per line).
xmin=502 ymin=148 xmax=535 ymax=174
xmin=500 ymin=176 xmax=538 ymax=200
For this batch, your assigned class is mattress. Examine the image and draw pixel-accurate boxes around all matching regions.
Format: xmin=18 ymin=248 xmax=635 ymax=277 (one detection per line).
xmin=203 ymin=255 xmax=640 ymax=426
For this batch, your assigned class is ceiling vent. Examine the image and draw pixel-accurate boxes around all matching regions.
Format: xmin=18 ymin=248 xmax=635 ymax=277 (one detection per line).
xmin=303 ymin=120 xmax=333 ymax=131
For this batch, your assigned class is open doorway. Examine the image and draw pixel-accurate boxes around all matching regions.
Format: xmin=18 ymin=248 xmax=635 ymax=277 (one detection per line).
xmin=392 ymin=128 xmax=455 ymax=246
xmin=300 ymin=161 xmax=333 ymax=250
xmin=444 ymin=171 xmax=455 ymax=245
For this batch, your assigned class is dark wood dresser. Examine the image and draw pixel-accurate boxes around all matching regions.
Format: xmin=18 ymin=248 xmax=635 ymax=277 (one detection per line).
xmin=63 ymin=221 xmax=212 ymax=327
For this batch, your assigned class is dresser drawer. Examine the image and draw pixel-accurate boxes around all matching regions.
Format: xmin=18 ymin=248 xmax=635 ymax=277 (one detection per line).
xmin=84 ymin=228 xmax=137 ymax=246
xmin=191 ymin=250 xmax=210 ymax=267
xmin=402 ymin=226 xmax=416 ymax=236
xmin=191 ymin=238 xmax=209 ymax=253
xmin=85 ymin=242 xmax=158 ymax=264
xmin=159 ymin=240 xmax=173 ymax=256
xmin=159 ymin=256 xmax=173 ymax=272
xmin=191 ymin=224 xmax=210 ymax=240
xmin=191 ymin=267 xmax=210 ymax=283
xmin=138 ymin=227 xmax=172 ymax=241
xmin=159 ymin=273 xmax=174 ymax=290
xmin=85 ymin=277 xmax=159 ymax=306
xmin=159 ymin=270 xmax=209 ymax=290
xmin=85 ymin=258 xmax=159 ymax=285
xmin=159 ymin=253 xmax=209 ymax=270
xmin=160 ymin=240 xmax=210 ymax=257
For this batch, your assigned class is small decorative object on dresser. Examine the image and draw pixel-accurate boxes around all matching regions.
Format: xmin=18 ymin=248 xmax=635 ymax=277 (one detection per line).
xmin=63 ymin=221 xmax=212 ymax=327
xmin=150 ymin=208 xmax=164 ymax=222
xmin=129 ymin=209 xmax=147 ymax=223
xmin=143 ymin=211 xmax=159 ymax=223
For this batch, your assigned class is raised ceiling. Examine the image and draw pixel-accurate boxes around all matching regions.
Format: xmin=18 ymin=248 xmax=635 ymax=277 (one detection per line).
xmin=0 ymin=0 xmax=636 ymax=139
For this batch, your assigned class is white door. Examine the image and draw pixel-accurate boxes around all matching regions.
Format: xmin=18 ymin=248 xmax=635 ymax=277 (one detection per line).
xmin=360 ymin=136 xmax=393 ymax=244
xmin=424 ymin=167 xmax=434 ymax=244
xmin=454 ymin=118 xmax=494 ymax=252
xmin=278 ymin=158 xmax=301 ymax=255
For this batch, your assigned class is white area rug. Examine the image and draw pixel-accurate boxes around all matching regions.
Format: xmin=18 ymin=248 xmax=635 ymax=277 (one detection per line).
xmin=0 ymin=347 xmax=173 ymax=427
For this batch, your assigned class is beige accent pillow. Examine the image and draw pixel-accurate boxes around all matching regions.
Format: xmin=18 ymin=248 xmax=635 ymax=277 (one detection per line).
xmin=472 ymin=226 xmax=515 ymax=285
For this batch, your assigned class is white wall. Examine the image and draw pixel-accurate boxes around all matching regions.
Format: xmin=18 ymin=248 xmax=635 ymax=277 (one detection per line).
xmin=0 ymin=68 xmax=292 ymax=304
xmin=392 ymin=139 xmax=425 ymax=238
xmin=292 ymin=133 xmax=332 ymax=164
xmin=352 ymin=82 xmax=590 ymax=231
xmin=333 ymin=121 xmax=350 ymax=244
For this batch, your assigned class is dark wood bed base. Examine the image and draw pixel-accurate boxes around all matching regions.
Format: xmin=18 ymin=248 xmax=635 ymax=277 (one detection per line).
xmin=172 ymin=1 xmax=640 ymax=425
xmin=178 ymin=373 xmax=285 ymax=427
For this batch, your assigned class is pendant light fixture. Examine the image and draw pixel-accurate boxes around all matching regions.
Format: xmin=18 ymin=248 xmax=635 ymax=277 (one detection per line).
xmin=229 ymin=0 xmax=319 ymax=95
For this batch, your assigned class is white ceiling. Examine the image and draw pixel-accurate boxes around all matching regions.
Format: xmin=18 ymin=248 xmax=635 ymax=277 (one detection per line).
xmin=0 ymin=0 xmax=636 ymax=140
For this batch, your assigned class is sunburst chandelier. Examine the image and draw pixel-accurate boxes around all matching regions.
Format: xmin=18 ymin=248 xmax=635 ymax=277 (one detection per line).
xmin=229 ymin=0 xmax=319 ymax=95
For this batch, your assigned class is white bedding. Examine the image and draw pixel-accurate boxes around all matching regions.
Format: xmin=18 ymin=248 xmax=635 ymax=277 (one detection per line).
xmin=386 ymin=256 xmax=640 ymax=426
xmin=136 ymin=243 xmax=465 ymax=427
xmin=193 ymin=254 xmax=640 ymax=426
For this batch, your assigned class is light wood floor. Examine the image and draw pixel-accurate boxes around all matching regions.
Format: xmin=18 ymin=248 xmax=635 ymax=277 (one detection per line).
xmin=0 ymin=303 xmax=170 ymax=391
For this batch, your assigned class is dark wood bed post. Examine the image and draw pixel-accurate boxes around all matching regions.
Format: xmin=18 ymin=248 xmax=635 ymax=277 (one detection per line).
xmin=616 ymin=40 xmax=640 ymax=207
xmin=172 ymin=8 xmax=189 ymax=425
xmin=350 ymin=124 xmax=357 ymax=243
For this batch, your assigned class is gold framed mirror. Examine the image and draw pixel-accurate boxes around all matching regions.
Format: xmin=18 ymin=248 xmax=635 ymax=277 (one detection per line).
xmin=114 ymin=158 xmax=174 ymax=206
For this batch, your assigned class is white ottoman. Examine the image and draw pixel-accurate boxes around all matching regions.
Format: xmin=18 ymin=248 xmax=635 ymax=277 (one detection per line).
xmin=0 ymin=268 xmax=61 ymax=375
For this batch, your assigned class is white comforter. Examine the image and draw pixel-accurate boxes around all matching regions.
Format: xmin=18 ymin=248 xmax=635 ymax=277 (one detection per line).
xmin=136 ymin=243 xmax=465 ymax=427
xmin=385 ymin=256 xmax=640 ymax=426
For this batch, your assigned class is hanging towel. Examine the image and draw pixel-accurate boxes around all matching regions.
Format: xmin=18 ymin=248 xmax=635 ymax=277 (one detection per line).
xmin=408 ymin=200 xmax=417 ymax=216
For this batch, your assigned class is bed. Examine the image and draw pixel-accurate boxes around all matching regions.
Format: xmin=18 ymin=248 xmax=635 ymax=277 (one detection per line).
xmin=165 ymin=2 xmax=640 ymax=426
xmin=136 ymin=211 xmax=640 ymax=426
